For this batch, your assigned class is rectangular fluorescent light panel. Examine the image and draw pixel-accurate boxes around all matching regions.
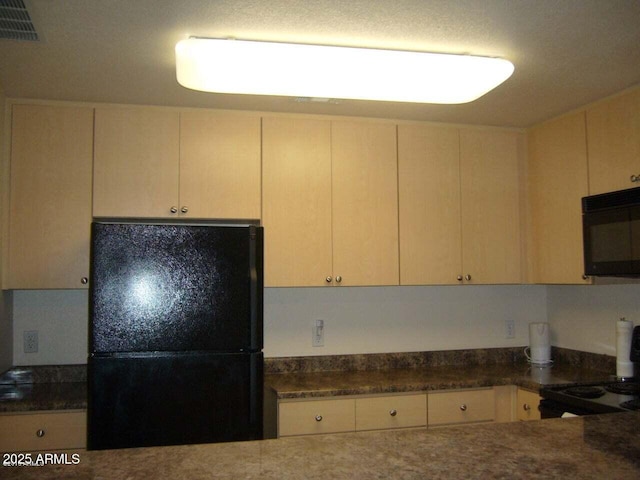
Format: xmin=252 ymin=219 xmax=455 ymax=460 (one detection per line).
xmin=175 ymin=38 xmax=514 ymax=104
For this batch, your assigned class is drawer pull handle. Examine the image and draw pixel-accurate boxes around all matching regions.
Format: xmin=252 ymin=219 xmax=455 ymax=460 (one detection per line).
xmin=460 ymin=404 xmax=468 ymax=412
xmin=389 ymin=409 xmax=397 ymax=417
xmin=631 ymin=174 xmax=639 ymax=183
xmin=36 ymin=429 xmax=45 ymax=438
xmin=315 ymin=415 xmax=323 ymax=422
xmin=523 ymin=403 xmax=531 ymax=411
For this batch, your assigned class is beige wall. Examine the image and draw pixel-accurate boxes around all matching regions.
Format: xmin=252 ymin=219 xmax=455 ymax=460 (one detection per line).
xmin=0 ymin=85 xmax=12 ymax=373
xmin=13 ymin=285 xmax=546 ymax=365
xmin=547 ymin=284 xmax=640 ymax=356
xmin=11 ymin=282 xmax=639 ymax=365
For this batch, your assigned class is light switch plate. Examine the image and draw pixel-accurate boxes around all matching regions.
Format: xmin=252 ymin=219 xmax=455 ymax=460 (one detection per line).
xmin=505 ymin=319 xmax=515 ymax=339
xmin=312 ymin=319 xmax=324 ymax=347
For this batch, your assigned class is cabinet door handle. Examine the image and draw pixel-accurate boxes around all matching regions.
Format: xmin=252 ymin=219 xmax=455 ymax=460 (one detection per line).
xmin=389 ymin=409 xmax=398 ymax=417
xmin=457 ymin=275 xmax=463 ymax=282
xmin=325 ymin=276 xmax=332 ymax=283
xmin=459 ymin=404 xmax=468 ymax=411
xmin=335 ymin=276 xmax=342 ymax=283
xmin=181 ymin=206 xmax=189 ymax=214
xmin=80 ymin=277 xmax=88 ymax=285
xmin=523 ymin=403 xmax=531 ymax=411
xmin=464 ymin=274 xmax=471 ymax=281
xmin=315 ymin=415 xmax=323 ymax=422
xmin=631 ymin=174 xmax=639 ymax=183
xmin=36 ymin=429 xmax=45 ymax=438
xmin=170 ymin=206 xmax=178 ymax=214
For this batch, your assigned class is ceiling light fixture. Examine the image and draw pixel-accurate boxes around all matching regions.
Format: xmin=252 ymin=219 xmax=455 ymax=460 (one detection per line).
xmin=175 ymin=38 xmax=514 ymax=104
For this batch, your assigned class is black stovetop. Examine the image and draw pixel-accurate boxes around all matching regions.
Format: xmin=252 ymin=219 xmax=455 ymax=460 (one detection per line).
xmin=540 ymin=380 xmax=640 ymax=414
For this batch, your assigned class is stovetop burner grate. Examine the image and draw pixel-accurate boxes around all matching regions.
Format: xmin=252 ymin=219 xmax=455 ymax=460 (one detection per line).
xmin=563 ymin=386 xmax=606 ymax=399
xmin=605 ymin=382 xmax=640 ymax=395
xmin=620 ymin=399 xmax=640 ymax=411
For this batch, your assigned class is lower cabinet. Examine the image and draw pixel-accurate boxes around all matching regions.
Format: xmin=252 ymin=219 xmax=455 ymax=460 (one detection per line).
xmin=355 ymin=394 xmax=427 ymax=432
xmin=278 ymin=389 xmax=503 ymax=437
xmin=279 ymin=398 xmax=355 ymax=437
xmin=427 ymin=388 xmax=495 ymax=427
xmin=516 ymin=388 xmax=542 ymax=421
xmin=278 ymin=394 xmax=428 ymax=437
xmin=0 ymin=411 xmax=86 ymax=452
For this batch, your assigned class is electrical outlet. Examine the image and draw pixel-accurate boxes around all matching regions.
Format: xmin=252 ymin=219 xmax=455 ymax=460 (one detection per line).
xmin=505 ymin=319 xmax=515 ymax=339
xmin=312 ymin=319 xmax=324 ymax=347
xmin=24 ymin=330 xmax=39 ymax=353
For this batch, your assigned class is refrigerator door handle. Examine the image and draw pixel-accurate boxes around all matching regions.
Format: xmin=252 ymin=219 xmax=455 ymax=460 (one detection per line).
xmin=248 ymin=225 xmax=263 ymax=351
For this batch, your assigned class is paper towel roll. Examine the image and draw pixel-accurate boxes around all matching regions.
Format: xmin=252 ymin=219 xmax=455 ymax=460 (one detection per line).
xmin=616 ymin=318 xmax=634 ymax=378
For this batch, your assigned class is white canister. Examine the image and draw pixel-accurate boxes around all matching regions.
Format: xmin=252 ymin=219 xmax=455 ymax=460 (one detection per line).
xmin=525 ymin=322 xmax=552 ymax=365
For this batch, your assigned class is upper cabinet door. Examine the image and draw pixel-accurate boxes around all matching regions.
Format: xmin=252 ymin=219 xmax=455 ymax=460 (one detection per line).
xmin=93 ymin=108 xmax=180 ymax=218
xmin=398 ymin=124 xmax=462 ymax=285
xmin=262 ymin=117 xmax=333 ymax=287
xmin=459 ymin=129 xmax=522 ymax=284
xmin=8 ymin=105 xmax=94 ymax=289
xmin=331 ymin=121 xmax=399 ymax=286
xmin=586 ymin=88 xmax=640 ymax=195
xmin=528 ymin=112 xmax=590 ymax=284
xmin=179 ymin=111 xmax=261 ymax=220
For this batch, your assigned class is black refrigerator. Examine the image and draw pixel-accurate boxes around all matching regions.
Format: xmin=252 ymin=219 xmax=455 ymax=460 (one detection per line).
xmin=87 ymin=222 xmax=264 ymax=450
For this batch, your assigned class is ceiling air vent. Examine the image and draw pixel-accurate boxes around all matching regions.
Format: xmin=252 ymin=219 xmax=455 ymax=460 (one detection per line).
xmin=0 ymin=0 xmax=38 ymax=41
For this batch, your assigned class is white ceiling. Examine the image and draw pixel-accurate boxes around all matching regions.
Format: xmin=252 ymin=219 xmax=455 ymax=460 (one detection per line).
xmin=1 ymin=0 xmax=639 ymax=128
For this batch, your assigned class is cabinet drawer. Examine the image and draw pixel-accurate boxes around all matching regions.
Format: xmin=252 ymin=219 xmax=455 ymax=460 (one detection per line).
xmin=428 ymin=389 xmax=495 ymax=426
xmin=355 ymin=394 xmax=426 ymax=431
xmin=517 ymin=389 xmax=542 ymax=421
xmin=0 ymin=411 xmax=86 ymax=452
xmin=279 ymin=399 xmax=355 ymax=437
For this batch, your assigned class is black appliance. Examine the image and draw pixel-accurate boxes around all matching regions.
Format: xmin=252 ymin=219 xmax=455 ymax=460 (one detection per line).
xmin=539 ymin=381 xmax=640 ymax=418
xmin=539 ymin=326 xmax=640 ymax=418
xmin=582 ymin=186 xmax=640 ymax=277
xmin=87 ymin=222 xmax=264 ymax=450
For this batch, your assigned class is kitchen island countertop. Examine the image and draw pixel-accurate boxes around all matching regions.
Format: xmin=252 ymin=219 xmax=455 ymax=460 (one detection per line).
xmin=5 ymin=412 xmax=640 ymax=479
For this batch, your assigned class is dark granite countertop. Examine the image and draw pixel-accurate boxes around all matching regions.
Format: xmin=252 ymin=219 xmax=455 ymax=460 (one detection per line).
xmin=6 ymin=412 xmax=640 ymax=479
xmin=0 ymin=349 xmax=615 ymax=412
xmin=266 ymin=362 xmax=614 ymax=399
xmin=0 ymin=365 xmax=87 ymax=413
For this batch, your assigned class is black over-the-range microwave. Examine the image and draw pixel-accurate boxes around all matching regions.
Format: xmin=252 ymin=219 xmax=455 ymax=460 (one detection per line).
xmin=582 ymin=186 xmax=640 ymax=277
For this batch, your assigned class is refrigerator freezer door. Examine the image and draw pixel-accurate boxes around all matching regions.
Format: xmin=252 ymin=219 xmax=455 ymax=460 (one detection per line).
xmin=87 ymin=352 xmax=263 ymax=450
xmin=90 ymin=223 xmax=263 ymax=353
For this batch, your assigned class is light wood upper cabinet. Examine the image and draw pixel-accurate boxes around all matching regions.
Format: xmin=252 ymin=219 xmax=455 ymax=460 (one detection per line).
xmin=179 ymin=111 xmax=261 ymax=219
xmin=262 ymin=117 xmax=333 ymax=287
xmin=262 ymin=118 xmax=398 ymax=287
xmin=459 ymin=129 xmax=522 ymax=284
xmin=8 ymin=104 xmax=94 ymax=289
xmin=93 ymin=107 xmax=180 ymax=218
xmin=527 ymin=111 xmax=590 ymax=284
xmin=331 ymin=121 xmax=399 ymax=286
xmin=586 ymin=88 xmax=640 ymax=195
xmin=398 ymin=124 xmax=462 ymax=285
xmin=93 ymin=107 xmax=261 ymax=219
xmin=398 ymin=125 xmax=522 ymax=285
